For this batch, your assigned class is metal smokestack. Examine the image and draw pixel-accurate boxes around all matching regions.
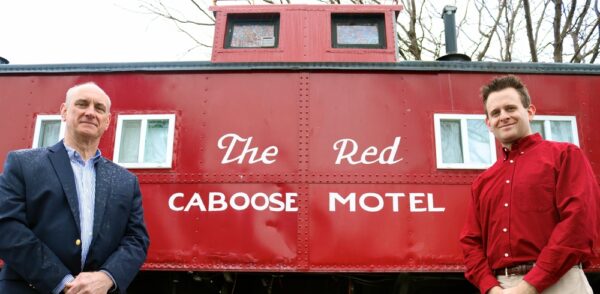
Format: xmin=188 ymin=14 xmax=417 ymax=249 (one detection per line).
xmin=442 ymin=5 xmax=458 ymax=54
xmin=437 ymin=5 xmax=470 ymax=61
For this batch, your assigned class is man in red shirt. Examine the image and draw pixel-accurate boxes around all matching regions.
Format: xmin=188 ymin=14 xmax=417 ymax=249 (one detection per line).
xmin=460 ymin=75 xmax=600 ymax=294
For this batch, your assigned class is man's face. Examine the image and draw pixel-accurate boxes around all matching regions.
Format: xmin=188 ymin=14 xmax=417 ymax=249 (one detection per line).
xmin=60 ymin=85 xmax=111 ymax=141
xmin=485 ymin=87 xmax=535 ymax=147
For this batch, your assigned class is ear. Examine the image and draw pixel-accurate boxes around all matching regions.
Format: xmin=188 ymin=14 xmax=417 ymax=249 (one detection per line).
xmin=485 ymin=116 xmax=492 ymax=131
xmin=527 ymin=104 xmax=536 ymax=121
xmin=59 ymin=103 xmax=67 ymax=121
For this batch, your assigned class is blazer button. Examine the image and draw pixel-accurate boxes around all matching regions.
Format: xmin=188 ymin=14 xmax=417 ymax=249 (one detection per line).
xmin=75 ymin=239 xmax=81 ymax=246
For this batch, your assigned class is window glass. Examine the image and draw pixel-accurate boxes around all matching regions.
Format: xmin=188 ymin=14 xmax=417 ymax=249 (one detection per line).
xmin=331 ymin=14 xmax=386 ymax=48
xmin=440 ymin=120 xmax=463 ymax=164
xmin=434 ymin=114 xmax=496 ymax=169
xmin=33 ymin=115 xmax=65 ymax=148
xmin=118 ymin=120 xmax=141 ymax=163
xmin=337 ymin=24 xmax=379 ymax=45
xmin=39 ymin=120 xmax=61 ymax=148
xmin=467 ymin=119 xmax=492 ymax=164
xmin=114 ymin=114 xmax=176 ymax=169
xmin=144 ymin=120 xmax=169 ymax=163
xmin=550 ymin=120 xmax=573 ymax=143
xmin=231 ymin=24 xmax=275 ymax=48
xmin=226 ymin=14 xmax=279 ymax=48
xmin=531 ymin=116 xmax=578 ymax=145
xmin=531 ymin=120 xmax=545 ymax=138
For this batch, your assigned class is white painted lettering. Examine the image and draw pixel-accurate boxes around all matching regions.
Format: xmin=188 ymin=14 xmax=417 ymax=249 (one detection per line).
xmin=251 ymin=192 xmax=270 ymax=211
xmin=217 ymin=133 xmax=278 ymax=164
xmin=384 ymin=193 xmax=406 ymax=212
xmin=208 ymin=192 xmax=227 ymax=211
xmin=184 ymin=192 xmax=207 ymax=212
xmin=409 ymin=193 xmax=426 ymax=212
xmin=329 ymin=192 xmax=356 ymax=212
xmin=359 ymin=192 xmax=384 ymax=212
xmin=230 ymin=192 xmax=250 ymax=210
xmin=168 ymin=192 xmax=185 ymax=211
xmin=427 ymin=193 xmax=445 ymax=212
xmin=333 ymin=137 xmax=403 ymax=165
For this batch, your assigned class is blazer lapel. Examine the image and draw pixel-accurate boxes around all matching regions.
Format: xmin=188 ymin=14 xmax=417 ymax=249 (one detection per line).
xmin=48 ymin=141 xmax=81 ymax=232
xmin=92 ymin=157 xmax=112 ymax=243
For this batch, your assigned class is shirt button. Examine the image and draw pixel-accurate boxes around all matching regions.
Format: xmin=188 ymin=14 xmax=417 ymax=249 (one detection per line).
xmin=504 ymin=203 xmax=509 ymax=207
xmin=509 ymin=160 xmax=514 ymax=163
xmin=75 ymin=239 xmax=81 ymax=246
xmin=520 ymin=152 xmax=524 ymax=155
xmin=504 ymin=253 xmax=509 ymax=257
xmin=506 ymin=180 xmax=510 ymax=184
xmin=503 ymin=228 xmax=508 ymax=232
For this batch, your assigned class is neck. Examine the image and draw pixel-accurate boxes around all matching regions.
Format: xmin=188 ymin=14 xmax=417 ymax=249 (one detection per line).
xmin=64 ymin=136 xmax=100 ymax=161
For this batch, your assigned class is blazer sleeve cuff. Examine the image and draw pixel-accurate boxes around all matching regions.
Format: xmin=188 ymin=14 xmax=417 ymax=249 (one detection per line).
xmin=100 ymin=270 xmax=118 ymax=293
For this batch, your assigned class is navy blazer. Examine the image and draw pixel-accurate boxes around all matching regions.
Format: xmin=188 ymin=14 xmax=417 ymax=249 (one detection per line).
xmin=0 ymin=141 xmax=149 ymax=293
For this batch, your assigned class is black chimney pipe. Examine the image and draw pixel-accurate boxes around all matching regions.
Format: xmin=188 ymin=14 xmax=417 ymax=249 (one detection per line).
xmin=442 ymin=5 xmax=458 ymax=54
xmin=437 ymin=5 xmax=470 ymax=61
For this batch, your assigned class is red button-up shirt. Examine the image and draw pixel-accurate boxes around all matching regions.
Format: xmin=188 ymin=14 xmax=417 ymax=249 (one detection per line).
xmin=460 ymin=133 xmax=600 ymax=293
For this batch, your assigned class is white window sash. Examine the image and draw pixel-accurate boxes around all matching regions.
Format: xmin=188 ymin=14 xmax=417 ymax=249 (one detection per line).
xmin=434 ymin=114 xmax=495 ymax=170
xmin=114 ymin=114 xmax=176 ymax=169
xmin=533 ymin=115 xmax=579 ymax=146
xmin=32 ymin=115 xmax=65 ymax=148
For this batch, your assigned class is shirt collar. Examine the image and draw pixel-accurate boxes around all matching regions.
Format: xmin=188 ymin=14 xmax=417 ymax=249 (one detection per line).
xmin=502 ymin=133 xmax=543 ymax=160
xmin=63 ymin=142 xmax=102 ymax=165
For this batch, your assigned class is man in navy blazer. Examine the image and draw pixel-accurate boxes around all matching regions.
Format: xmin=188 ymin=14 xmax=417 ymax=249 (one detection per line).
xmin=0 ymin=82 xmax=149 ymax=293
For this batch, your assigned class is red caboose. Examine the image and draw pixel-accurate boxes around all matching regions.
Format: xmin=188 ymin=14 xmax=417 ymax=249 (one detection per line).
xmin=1 ymin=4 xmax=599 ymax=293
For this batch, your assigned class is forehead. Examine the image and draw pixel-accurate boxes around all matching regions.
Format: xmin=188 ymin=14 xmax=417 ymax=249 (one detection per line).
xmin=486 ymin=88 xmax=521 ymax=108
xmin=69 ymin=86 xmax=110 ymax=105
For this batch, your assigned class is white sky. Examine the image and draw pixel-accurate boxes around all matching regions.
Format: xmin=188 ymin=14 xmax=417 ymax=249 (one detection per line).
xmin=0 ymin=0 xmax=213 ymax=64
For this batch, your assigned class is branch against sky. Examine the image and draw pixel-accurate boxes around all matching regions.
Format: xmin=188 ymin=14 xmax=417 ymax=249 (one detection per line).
xmin=138 ymin=0 xmax=600 ymax=63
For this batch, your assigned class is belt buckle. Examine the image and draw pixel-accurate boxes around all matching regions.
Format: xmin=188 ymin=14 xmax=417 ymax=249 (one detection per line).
xmin=505 ymin=267 xmax=509 ymax=276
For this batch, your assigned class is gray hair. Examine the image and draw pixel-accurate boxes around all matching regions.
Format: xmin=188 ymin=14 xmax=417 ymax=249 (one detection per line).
xmin=65 ymin=82 xmax=112 ymax=111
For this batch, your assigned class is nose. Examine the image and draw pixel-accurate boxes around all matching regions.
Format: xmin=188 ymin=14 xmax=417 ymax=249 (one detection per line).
xmin=83 ymin=105 xmax=97 ymax=118
xmin=498 ymin=109 xmax=510 ymax=121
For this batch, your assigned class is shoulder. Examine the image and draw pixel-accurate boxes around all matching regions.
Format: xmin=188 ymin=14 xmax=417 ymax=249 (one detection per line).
xmin=538 ymin=139 xmax=576 ymax=150
xmin=5 ymin=147 xmax=50 ymax=164
xmin=536 ymin=140 xmax=582 ymax=160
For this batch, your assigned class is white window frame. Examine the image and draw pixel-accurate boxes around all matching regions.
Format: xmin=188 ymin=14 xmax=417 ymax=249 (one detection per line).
xmin=113 ymin=114 xmax=176 ymax=169
xmin=434 ymin=114 xmax=496 ymax=170
xmin=532 ymin=115 xmax=579 ymax=146
xmin=32 ymin=115 xmax=65 ymax=148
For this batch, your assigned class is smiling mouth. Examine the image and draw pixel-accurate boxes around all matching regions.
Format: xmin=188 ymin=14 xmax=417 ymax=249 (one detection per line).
xmin=80 ymin=121 xmax=97 ymax=127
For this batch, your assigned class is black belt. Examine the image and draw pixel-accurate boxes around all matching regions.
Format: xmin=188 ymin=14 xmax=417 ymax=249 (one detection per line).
xmin=494 ymin=263 xmax=535 ymax=276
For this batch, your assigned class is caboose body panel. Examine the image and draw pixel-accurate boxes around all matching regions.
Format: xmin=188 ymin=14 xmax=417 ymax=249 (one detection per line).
xmin=1 ymin=64 xmax=599 ymax=275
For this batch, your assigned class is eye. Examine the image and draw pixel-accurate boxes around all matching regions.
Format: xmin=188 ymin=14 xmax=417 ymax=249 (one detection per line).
xmin=75 ymin=101 xmax=87 ymax=108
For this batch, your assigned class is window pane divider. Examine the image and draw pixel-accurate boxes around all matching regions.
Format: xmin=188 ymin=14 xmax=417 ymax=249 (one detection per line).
xmin=138 ymin=119 xmax=148 ymax=164
xmin=460 ymin=119 xmax=470 ymax=164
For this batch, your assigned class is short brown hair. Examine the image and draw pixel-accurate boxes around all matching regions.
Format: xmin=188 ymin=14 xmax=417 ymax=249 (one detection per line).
xmin=481 ymin=75 xmax=531 ymax=115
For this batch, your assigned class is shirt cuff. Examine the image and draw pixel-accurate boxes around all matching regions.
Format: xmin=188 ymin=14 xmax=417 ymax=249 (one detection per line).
xmin=100 ymin=270 xmax=118 ymax=293
xmin=52 ymin=274 xmax=75 ymax=294
xmin=478 ymin=274 xmax=500 ymax=294
xmin=523 ymin=265 xmax=557 ymax=293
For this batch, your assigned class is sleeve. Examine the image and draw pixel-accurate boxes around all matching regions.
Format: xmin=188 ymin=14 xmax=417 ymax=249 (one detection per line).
xmin=524 ymin=145 xmax=600 ymax=292
xmin=459 ymin=185 xmax=500 ymax=294
xmin=99 ymin=176 xmax=150 ymax=293
xmin=0 ymin=151 xmax=73 ymax=293
xmin=52 ymin=274 xmax=75 ymax=294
